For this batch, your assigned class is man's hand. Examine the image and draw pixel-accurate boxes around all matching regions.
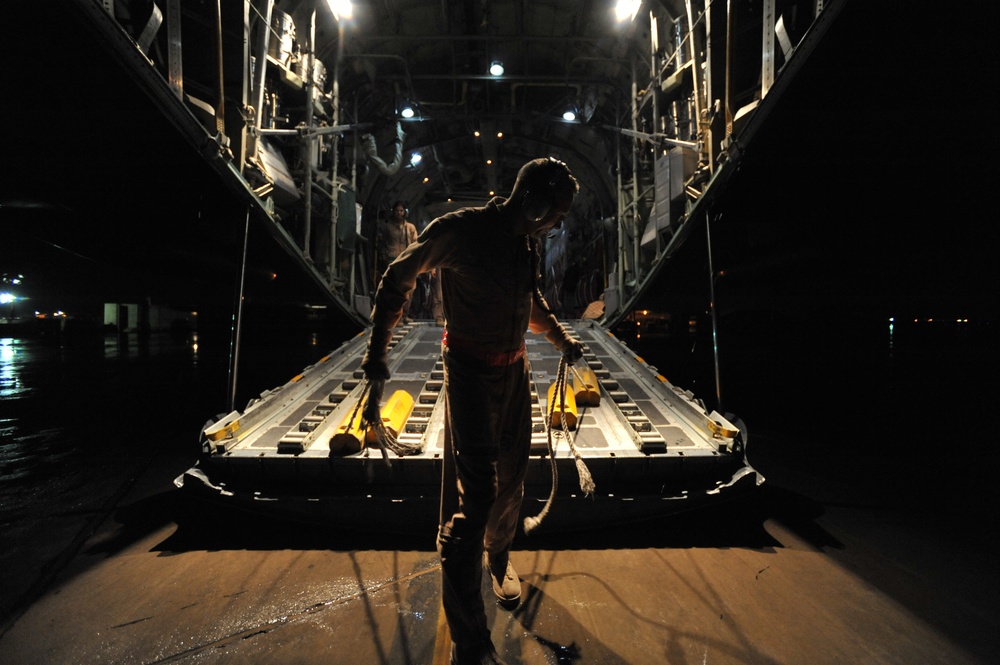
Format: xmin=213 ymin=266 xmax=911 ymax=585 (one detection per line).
xmin=361 ymin=356 xmax=391 ymax=383
xmin=562 ymin=338 xmax=584 ymax=365
xmin=545 ymin=321 xmax=584 ymax=365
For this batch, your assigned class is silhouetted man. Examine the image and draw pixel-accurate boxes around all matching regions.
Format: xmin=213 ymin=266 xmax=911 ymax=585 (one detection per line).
xmin=362 ymin=158 xmax=584 ymax=665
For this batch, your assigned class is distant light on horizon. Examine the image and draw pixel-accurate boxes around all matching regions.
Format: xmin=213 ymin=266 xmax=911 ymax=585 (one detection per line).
xmin=907 ymin=317 xmax=971 ymax=324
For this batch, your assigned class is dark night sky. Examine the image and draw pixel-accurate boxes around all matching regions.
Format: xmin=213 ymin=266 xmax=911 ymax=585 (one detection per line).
xmin=710 ymin=1 xmax=999 ymax=324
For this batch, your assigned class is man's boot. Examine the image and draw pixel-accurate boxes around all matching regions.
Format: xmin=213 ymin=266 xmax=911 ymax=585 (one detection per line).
xmin=484 ymin=551 xmax=521 ymax=606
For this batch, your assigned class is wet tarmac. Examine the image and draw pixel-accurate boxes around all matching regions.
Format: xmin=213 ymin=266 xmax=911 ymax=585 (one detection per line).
xmin=0 ymin=429 xmax=996 ymax=664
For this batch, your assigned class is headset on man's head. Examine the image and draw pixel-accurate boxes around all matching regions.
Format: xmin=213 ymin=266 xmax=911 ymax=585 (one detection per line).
xmin=520 ymin=157 xmax=575 ymax=222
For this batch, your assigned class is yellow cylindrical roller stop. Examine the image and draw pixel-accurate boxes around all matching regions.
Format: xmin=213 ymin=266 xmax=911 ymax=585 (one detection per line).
xmin=366 ymin=390 xmax=414 ymax=443
xmin=571 ymin=366 xmax=600 ymax=406
xmin=547 ymin=381 xmax=578 ymax=430
xmin=330 ymin=404 xmax=366 ymax=455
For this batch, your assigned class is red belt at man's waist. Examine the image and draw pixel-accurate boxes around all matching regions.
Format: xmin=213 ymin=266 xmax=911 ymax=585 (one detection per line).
xmin=442 ymin=329 xmax=525 ymax=367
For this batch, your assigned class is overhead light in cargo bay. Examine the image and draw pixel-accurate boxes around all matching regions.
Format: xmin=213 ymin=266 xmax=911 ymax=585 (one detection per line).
xmin=489 ymin=60 xmax=505 ymax=77
xmin=326 ymin=0 xmax=353 ymax=21
xmin=614 ymin=0 xmax=640 ymax=22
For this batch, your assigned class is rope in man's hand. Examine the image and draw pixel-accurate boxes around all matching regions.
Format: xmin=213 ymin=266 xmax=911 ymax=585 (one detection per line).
xmin=523 ymin=355 xmax=595 ymax=535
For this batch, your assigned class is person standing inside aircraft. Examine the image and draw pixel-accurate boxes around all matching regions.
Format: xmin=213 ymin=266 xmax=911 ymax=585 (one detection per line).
xmin=379 ymin=200 xmax=419 ymax=266
xmin=361 ymin=157 xmax=584 ymax=665
xmin=377 ymin=200 xmax=419 ymax=318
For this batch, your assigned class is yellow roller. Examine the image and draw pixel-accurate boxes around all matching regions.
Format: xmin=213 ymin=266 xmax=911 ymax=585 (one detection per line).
xmin=330 ymin=404 xmax=366 ymax=455
xmin=571 ymin=366 xmax=600 ymax=406
xmin=547 ymin=381 xmax=578 ymax=430
xmin=366 ymin=390 xmax=414 ymax=444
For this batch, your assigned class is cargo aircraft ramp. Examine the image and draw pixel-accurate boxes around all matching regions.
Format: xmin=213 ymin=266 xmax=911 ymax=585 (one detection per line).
xmin=178 ymin=320 xmax=760 ymax=533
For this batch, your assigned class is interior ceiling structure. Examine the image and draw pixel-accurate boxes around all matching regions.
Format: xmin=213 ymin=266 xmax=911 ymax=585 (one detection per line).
xmin=298 ymin=0 xmax=670 ymax=215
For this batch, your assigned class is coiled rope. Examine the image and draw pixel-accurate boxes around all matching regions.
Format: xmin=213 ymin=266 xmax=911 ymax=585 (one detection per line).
xmin=523 ymin=356 xmax=595 ymax=534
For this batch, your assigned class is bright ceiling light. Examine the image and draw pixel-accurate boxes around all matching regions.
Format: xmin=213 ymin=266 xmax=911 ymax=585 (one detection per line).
xmin=326 ymin=0 xmax=353 ymax=20
xmin=614 ymin=0 xmax=640 ymax=22
xmin=400 ymin=105 xmax=415 ymax=118
xmin=410 ymin=152 xmax=422 ymax=166
xmin=562 ymin=109 xmax=577 ymax=121
xmin=489 ymin=60 xmax=504 ymax=76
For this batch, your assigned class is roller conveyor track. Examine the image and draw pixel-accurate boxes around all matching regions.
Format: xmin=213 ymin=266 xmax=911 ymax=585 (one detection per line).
xmin=181 ymin=320 xmax=760 ymax=531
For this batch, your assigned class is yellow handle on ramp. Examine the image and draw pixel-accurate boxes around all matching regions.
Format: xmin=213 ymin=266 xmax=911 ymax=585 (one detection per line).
xmin=571 ymin=366 xmax=600 ymax=407
xmin=330 ymin=405 xmax=366 ymax=455
xmin=366 ymin=390 xmax=414 ymax=444
xmin=547 ymin=381 xmax=578 ymax=430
